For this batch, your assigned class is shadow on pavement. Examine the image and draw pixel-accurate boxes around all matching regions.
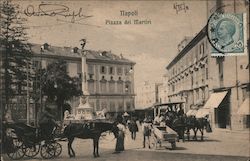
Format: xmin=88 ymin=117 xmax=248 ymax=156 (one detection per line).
xmin=165 ymin=147 xmax=187 ymax=150
xmin=184 ymin=139 xmax=221 ymax=142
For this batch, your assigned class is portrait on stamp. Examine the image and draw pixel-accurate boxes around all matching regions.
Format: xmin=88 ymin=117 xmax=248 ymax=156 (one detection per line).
xmin=216 ymin=19 xmax=236 ymax=47
xmin=207 ymin=13 xmax=245 ymax=54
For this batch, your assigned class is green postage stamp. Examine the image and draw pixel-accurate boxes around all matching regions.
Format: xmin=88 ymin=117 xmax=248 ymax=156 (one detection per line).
xmin=207 ymin=13 xmax=247 ymax=56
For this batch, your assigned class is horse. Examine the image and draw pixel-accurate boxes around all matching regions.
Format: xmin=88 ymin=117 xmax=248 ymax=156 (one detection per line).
xmin=164 ymin=111 xmax=186 ymax=142
xmin=63 ymin=121 xmax=119 ymax=158
xmin=185 ymin=116 xmax=211 ymax=141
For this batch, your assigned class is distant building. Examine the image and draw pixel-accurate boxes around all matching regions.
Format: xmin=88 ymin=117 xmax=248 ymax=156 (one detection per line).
xmin=1 ymin=43 xmax=136 ymax=122
xmin=157 ymin=74 xmax=169 ymax=104
xmin=135 ymin=81 xmax=164 ymax=109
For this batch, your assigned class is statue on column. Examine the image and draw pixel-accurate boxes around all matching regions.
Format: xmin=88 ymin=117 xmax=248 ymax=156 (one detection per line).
xmin=80 ymin=39 xmax=87 ymax=50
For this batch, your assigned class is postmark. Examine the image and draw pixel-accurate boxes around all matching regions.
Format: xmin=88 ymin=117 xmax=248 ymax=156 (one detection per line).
xmin=207 ymin=12 xmax=246 ymax=56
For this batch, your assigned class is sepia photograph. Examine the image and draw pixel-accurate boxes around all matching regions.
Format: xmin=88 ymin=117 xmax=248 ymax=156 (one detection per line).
xmin=0 ymin=0 xmax=249 ymax=161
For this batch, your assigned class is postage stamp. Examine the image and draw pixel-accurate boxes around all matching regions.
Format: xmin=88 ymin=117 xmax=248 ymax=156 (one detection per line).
xmin=207 ymin=13 xmax=246 ymax=56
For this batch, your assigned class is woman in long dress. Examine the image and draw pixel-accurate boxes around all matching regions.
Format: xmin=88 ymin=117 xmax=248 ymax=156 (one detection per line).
xmin=115 ymin=116 xmax=126 ymax=152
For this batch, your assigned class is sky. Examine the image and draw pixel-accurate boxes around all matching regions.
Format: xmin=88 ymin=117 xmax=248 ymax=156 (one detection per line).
xmin=16 ymin=0 xmax=208 ymax=87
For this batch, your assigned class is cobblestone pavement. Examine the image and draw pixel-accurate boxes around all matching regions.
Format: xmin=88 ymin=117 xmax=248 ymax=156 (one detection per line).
xmin=2 ymin=125 xmax=250 ymax=161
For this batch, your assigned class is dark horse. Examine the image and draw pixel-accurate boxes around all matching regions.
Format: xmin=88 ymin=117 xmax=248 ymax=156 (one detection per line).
xmin=63 ymin=121 xmax=118 ymax=158
xmin=165 ymin=111 xmax=186 ymax=142
xmin=185 ymin=116 xmax=211 ymax=141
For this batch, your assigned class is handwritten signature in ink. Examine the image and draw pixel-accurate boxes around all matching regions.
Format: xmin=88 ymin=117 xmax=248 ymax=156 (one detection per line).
xmin=173 ymin=2 xmax=189 ymax=14
xmin=24 ymin=3 xmax=93 ymax=23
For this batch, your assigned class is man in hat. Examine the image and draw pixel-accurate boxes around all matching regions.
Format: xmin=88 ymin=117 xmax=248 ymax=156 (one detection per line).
xmin=38 ymin=107 xmax=57 ymax=141
xmin=142 ymin=116 xmax=153 ymax=148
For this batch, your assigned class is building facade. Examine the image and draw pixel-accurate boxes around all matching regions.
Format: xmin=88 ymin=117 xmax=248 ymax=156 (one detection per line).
xmin=135 ymin=81 xmax=164 ymax=109
xmin=1 ymin=43 xmax=135 ymax=122
xmin=166 ymin=1 xmax=249 ymax=130
xmin=158 ymin=74 xmax=169 ymax=104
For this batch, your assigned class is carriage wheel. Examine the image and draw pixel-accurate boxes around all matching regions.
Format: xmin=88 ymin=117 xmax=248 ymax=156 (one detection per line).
xmin=51 ymin=142 xmax=62 ymax=158
xmin=40 ymin=142 xmax=62 ymax=159
xmin=40 ymin=143 xmax=56 ymax=159
xmin=23 ymin=144 xmax=40 ymax=158
xmin=6 ymin=138 xmax=26 ymax=160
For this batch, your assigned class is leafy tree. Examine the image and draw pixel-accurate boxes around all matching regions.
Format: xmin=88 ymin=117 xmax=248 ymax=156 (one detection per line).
xmin=0 ymin=0 xmax=32 ymax=109
xmin=41 ymin=59 xmax=82 ymax=120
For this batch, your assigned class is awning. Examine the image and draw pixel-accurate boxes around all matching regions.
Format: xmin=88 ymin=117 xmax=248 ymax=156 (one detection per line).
xmin=237 ymin=98 xmax=250 ymax=115
xmin=186 ymin=109 xmax=198 ymax=117
xmin=196 ymin=108 xmax=210 ymax=118
xmin=204 ymin=91 xmax=228 ymax=109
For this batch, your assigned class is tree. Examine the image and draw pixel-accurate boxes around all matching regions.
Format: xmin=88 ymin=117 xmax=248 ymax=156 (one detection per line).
xmin=0 ymin=0 xmax=32 ymax=109
xmin=41 ymin=59 xmax=82 ymax=120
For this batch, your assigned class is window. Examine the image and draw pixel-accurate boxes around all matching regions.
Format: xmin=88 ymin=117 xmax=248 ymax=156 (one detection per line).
xmin=206 ymin=68 xmax=208 ymax=80
xmin=196 ymin=89 xmax=199 ymax=100
xmin=100 ymin=66 xmax=106 ymax=74
xmin=77 ymin=63 xmax=81 ymax=75
xmin=110 ymin=102 xmax=116 ymax=112
xmin=89 ymin=74 xmax=94 ymax=79
xmin=117 ymin=67 xmax=122 ymax=75
xmin=96 ymin=100 xmax=100 ymax=111
xmin=109 ymin=67 xmax=113 ymax=74
xmin=100 ymin=78 xmax=107 ymax=93
xmin=88 ymin=65 xmax=94 ymax=74
xmin=88 ymin=81 xmax=94 ymax=94
xmin=191 ymin=75 xmax=194 ymax=86
xmin=126 ymin=102 xmax=131 ymax=111
xmin=218 ymin=61 xmax=224 ymax=85
xmin=118 ymin=102 xmax=123 ymax=112
xmin=101 ymin=101 xmax=107 ymax=110
xmin=125 ymin=67 xmax=129 ymax=74
xmin=172 ymin=84 xmax=175 ymax=92
xmin=109 ymin=81 xmax=115 ymax=93
xmin=117 ymin=81 xmax=123 ymax=93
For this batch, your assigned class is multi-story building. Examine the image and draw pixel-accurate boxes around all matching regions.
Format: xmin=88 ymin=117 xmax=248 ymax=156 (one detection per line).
xmin=166 ymin=1 xmax=249 ymax=130
xmin=135 ymin=81 xmax=163 ymax=109
xmin=1 ymin=43 xmax=136 ymax=122
xmin=158 ymin=74 xmax=169 ymax=104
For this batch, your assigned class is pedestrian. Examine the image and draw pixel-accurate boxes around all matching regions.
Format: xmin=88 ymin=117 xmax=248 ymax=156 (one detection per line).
xmin=129 ymin=118 xmax=138 ymax=140
xmin=115 ymin=115 xmax=126 ymax=153
xmin=38 ymin=106 xmax=57 ymax=142
xmin=177 ymin=107 xmax=184 ymax=118
xmin=142 ymin=117 xmax=153 ymax=148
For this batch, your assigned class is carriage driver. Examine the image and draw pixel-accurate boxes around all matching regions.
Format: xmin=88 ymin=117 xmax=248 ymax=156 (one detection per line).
xmin=38 ymin=107 xmax=57 ymax=141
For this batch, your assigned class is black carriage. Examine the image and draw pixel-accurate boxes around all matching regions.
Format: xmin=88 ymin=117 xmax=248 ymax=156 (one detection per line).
xmin=2 ymin=122 xmax=62 ymax=160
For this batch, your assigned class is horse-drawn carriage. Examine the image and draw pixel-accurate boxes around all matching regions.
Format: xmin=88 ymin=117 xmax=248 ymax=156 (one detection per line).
xmin=152 ymin=126 xmax=177 ymax=149
xmin=149 ymin=102 xmax=185 ymax=149
xmin=2 ymin=122 xmax=62 ymax=160
xmin=153 ymin=101 xmax=212 ymax=143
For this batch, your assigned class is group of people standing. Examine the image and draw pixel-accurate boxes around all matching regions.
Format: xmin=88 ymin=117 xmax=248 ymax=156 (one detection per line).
xmin=114 ymin=115 xmax=153 ymax=153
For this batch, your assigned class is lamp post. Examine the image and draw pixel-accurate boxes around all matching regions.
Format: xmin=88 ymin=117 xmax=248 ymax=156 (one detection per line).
xmin=124 ymin=65 xmax=134 ymax=112
xmin=26 ymin=59 xmax=30 ymax=124
xmin=38 ymin=46 xmax=44 ymax=125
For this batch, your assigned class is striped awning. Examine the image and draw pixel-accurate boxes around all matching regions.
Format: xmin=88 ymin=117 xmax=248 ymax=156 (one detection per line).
xmin=204 ymin=91 xmax=228 ymax=109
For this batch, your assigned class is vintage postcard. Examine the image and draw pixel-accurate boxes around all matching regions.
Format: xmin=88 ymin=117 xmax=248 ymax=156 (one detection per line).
xmin=0 ymin=0 xmax=249 ymax=161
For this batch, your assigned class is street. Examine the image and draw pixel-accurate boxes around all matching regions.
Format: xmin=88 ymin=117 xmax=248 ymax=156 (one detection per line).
xmin=2 ymin=124 xmax=250 ymax=161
